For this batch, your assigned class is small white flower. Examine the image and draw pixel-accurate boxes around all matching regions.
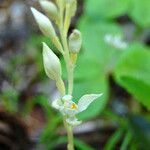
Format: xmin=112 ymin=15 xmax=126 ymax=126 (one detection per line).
xmin=51 ymin=93 xmax=103 ymax=126
xmin=104 ymin=34 xmax=127 ymax=50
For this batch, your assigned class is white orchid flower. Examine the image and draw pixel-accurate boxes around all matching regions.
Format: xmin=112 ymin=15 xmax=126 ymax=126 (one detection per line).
xmin=52 ymin=93 xmax=103 ymax=126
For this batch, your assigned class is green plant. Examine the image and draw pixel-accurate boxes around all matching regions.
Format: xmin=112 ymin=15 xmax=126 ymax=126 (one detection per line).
xmin=31 ymin=0 xmax=103 ymax=149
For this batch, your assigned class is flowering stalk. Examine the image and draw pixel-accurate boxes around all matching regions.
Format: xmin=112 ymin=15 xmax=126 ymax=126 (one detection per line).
xmin=31 ymin=0 xmax=103 ymax=149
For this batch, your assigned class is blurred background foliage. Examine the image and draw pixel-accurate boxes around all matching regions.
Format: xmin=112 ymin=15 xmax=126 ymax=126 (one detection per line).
xmin=0 ymin=0 xmax=150 ymax=150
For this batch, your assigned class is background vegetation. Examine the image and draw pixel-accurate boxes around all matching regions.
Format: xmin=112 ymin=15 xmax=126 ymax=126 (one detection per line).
xmin=0 ymin=0 xmax=150 ymax=149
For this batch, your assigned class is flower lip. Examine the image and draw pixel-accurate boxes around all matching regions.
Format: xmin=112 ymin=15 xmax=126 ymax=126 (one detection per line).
xmin=71 ymin=103 xmax=78 ymax=110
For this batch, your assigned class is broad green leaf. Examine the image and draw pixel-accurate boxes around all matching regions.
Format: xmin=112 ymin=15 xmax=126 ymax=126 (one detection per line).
xmin=114 ymin=47 xmax=150 ymax=109
xmin=85 ymin=0 xmax=129 ymax=19
xmin=129 ymin=0 xmax=150 ymax=28
xmin=78 ymin=17 xmax=124 ymax=76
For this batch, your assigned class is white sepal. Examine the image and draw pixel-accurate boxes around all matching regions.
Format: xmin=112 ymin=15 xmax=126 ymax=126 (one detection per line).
xmin=42 ymin=42 xmax=62 ymax=81
xmin=77 ymin=93 xmax=103 ymax=114
xmin=66 ymin=117 xmax=82 ymax=126
xmin=52 ymin=99 xmax=63 ymax=110
xmin=31 ymin=7 xmax=56 ymax=38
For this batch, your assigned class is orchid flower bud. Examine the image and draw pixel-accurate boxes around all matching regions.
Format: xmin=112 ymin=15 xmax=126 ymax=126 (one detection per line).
xmin=31 ymin=7 xmax=63 ymax=52
xmin=42 ymin=42 xmax=62 ymax=81
xmin=31 ymin=7 xmax=56 ymax=38
xmin=39 ymin=0 xmax=59 ymax=23
xmin=69 ymin=29 xmax=82 ymax=54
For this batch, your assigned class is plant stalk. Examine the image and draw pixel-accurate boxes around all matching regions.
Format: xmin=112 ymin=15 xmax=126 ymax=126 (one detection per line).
xmin=58 ymin=3 xmax=75 ymax=150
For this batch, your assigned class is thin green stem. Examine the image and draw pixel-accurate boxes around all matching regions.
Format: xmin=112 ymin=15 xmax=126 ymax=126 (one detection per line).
xmin=58 ymin=3 xmax=74 ymax=95
xmin=61 ymin=22 xmax=75 ymax=150
xmin=58 ymin=3 xmax=75 ymax=150
xmin=61 ymin=32 xmax=74 ymax=95
xmin=63 ymin=116 xmax=74 ymax=150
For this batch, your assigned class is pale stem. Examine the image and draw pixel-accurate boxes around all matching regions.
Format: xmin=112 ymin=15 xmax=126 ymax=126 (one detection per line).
xmin=58 ymin=3 xmax=75 ymax=150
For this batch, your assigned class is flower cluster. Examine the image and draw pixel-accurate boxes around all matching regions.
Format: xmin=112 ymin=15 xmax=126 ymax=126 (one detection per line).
xmin=31 ymin=0 xmax=103 ymax=149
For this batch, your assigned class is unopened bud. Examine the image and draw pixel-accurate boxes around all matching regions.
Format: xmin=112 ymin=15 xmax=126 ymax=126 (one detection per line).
xmin=69 ymin=29 xmax=82 ymax=53
xmin=39 ymin=0 xmax=59 ymax=23
xmin=42 ymin=42 xmax=62 ymax=81
xmin=31 ymin=7 xmax=63 ymax=52
xmin=31 ymin=7 xmax=56 ymax=38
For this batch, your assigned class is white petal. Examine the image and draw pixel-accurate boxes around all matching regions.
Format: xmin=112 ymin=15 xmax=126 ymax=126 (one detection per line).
xmin=52 ymin=99 xmax=63 ymax=110
xmin=77 ymin=93 xmax=103 ymax=114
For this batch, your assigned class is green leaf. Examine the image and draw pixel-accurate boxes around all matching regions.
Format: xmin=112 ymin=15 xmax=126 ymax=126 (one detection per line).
xmin=114 ymin=46 xmax=150 ymax=109
xmin=103 ymin=128 xmax=124 ymax=150
xmin=78 ymin=17 xmax=124 ymax=75
xmin=74 ymin=138 xmax=94 ymax=150
xmin=128 ymin=115 xmax=150 ymax=150
xmin=129 ymin=0 xmax=150 ymax=28
xmin=85 ymin=0 xmax=129 ymax=19
xmin=40 ymin=116 xmax=62 ymax=144
xmin=120 ymin=131 xmax=132 ymax=150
